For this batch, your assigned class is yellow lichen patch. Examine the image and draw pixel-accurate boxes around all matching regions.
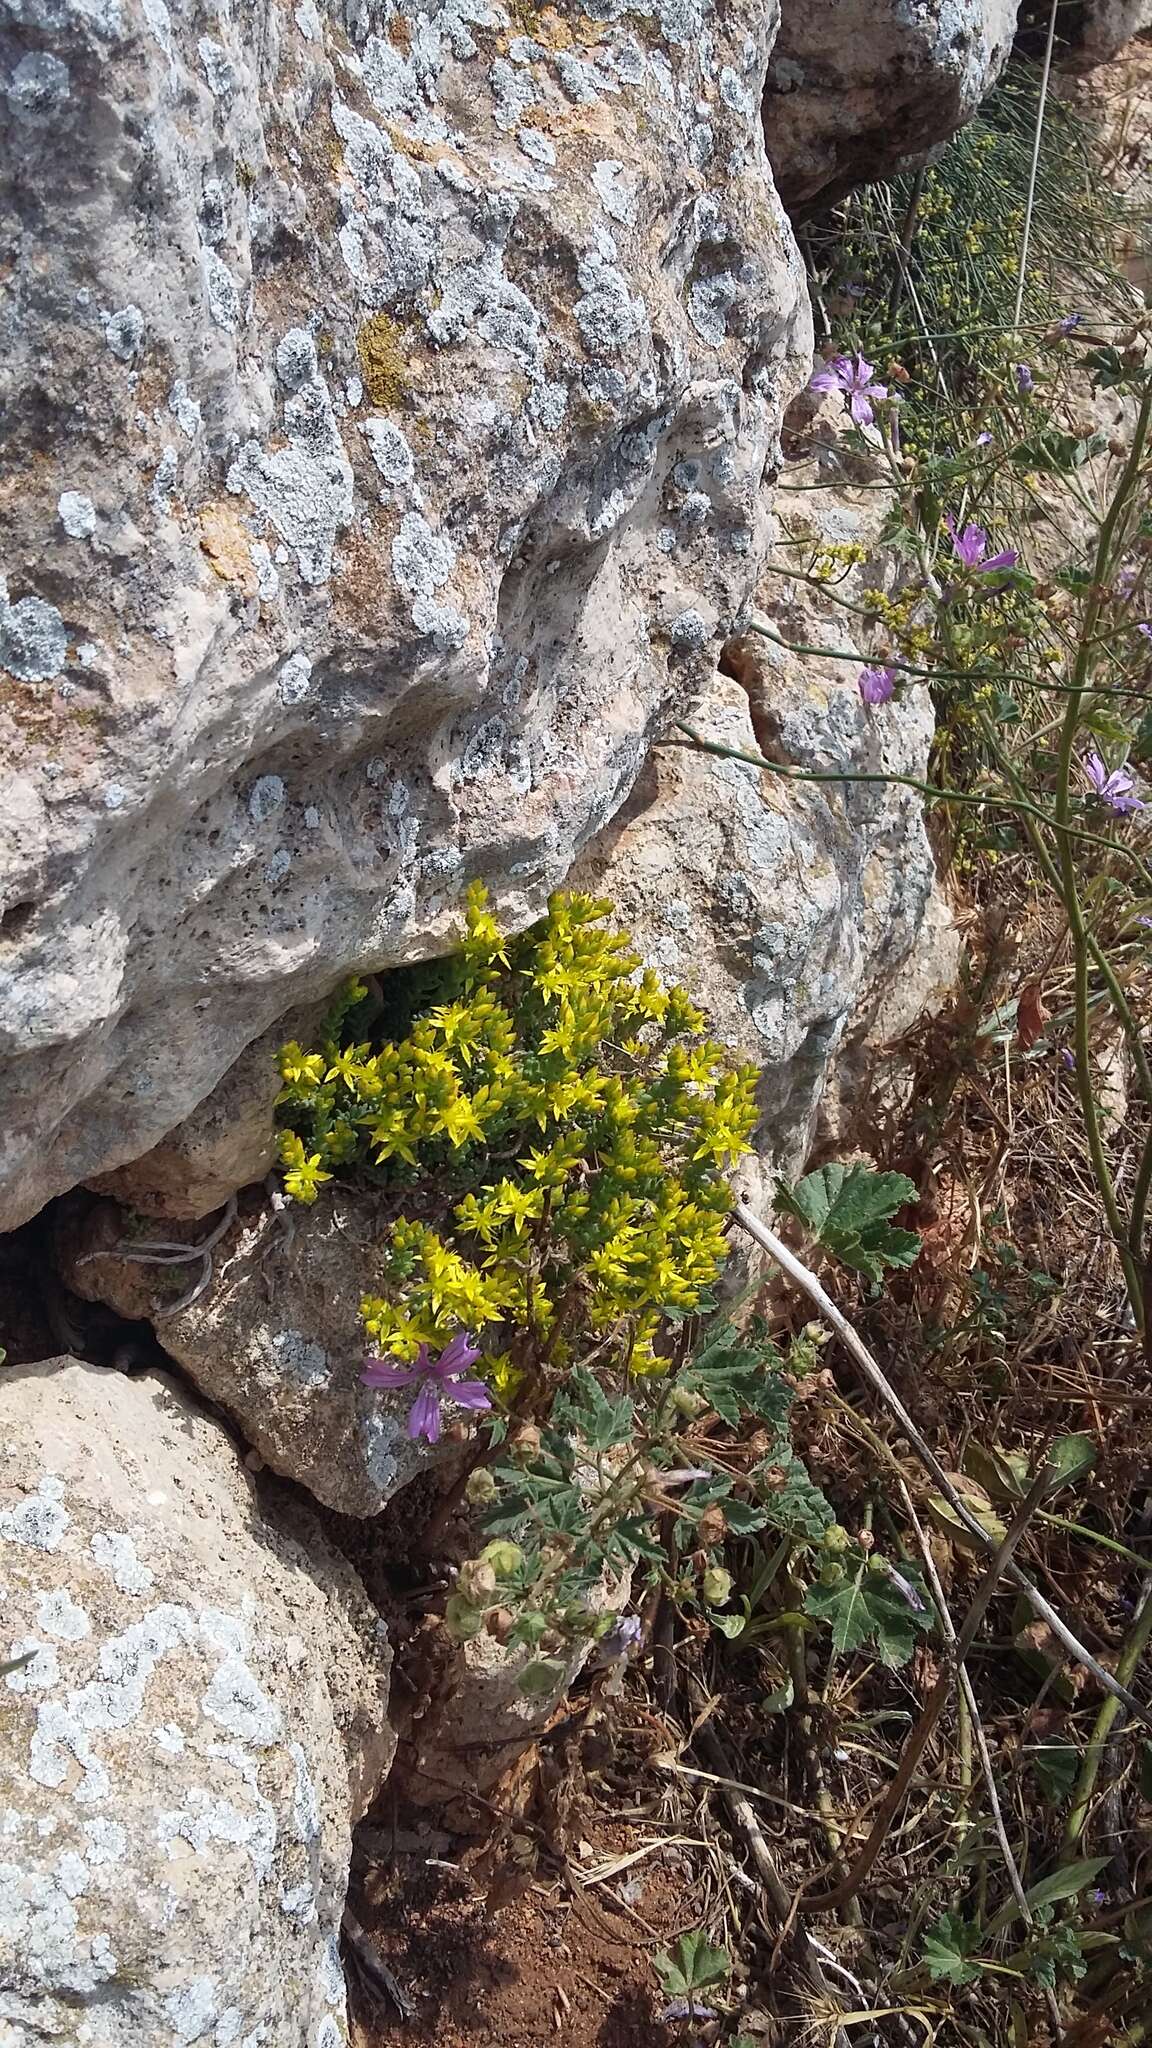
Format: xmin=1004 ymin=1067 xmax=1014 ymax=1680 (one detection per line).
xmin=356 ymin=313 xmax=411 ymax=410
xmin=198 ymin=502 xmax=258 ymax=594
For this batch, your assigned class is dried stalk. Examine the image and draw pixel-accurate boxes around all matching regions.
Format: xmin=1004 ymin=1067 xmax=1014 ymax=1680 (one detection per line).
xmin=732 ymin=1203 xmax=1152 ymax=1729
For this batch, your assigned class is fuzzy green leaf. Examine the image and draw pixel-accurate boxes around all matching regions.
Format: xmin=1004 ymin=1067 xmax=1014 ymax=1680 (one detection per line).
xmin=804 ymin=1563 xmax=931 ymax=1666
xmin=922 ymin=1913 xmax=984 ymax=1987
xmin=776 ymin=1164 xmax=920 ymax=1282
xmin=653 ymin=1930 xmax=730 ymax=1998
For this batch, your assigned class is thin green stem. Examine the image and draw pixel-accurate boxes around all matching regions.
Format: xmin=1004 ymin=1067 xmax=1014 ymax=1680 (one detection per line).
xmin=672 ymin=724 xmax=1152 ymax=886
xmin=745 ymin=618 xmax=1152 ymax=701
xmin=1064 ymin=1580 xmax=1152 ymax=1853
xmin=1052 ymin=377 xmax=1152 ymax=1322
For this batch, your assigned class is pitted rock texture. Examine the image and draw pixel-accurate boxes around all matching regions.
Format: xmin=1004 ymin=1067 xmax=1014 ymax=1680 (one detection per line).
xmin=572 ymin=394 xmax=959 ymax=1192
xmin=59 ymin=1191 xmax=443 ymax=1516
xmin=765 ymin=0 xmax=1019 ymax=210
xmin=0 ymin=1359 xmax=394 ymax=2045
xmin=0 ymin=0 xmax=811 ymax=1235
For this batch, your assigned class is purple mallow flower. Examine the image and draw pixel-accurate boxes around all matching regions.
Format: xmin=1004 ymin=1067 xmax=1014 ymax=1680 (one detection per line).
xmin=1058 ymin=312 xmax=1083 ymax=336
xmin=809 ymin=353 xmax=888 ymax=427
xmin=1083 ymin=751 xmax=1146 ymax=815
xmin=946 ymin=514 xmax=1019 ymax=574
xmin=598 ymin=1615 xmax=643 ymax=1665
xmin=1015 ymin=363 xmax=1035 ymax=394
xmin=976 ymin=431 xmax=993 ymax=447
xmin=859 ymin=664 xmax=897 ymax=706
xmin=1138 ymin=620 xmax=1152 ymax=642
xmin=361 ymin=1329 xmax=491 ymax=1443
xmin=660 ymin=2000 xmax=718 ymax=2023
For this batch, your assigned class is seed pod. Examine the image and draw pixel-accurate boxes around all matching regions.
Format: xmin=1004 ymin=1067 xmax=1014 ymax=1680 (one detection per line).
xmin=464 ymin=1467 xmax=498 ymax=1506
xmin=456 ymin=1559 xmax=498 ymax=1605
xmin=479 ymin=1539 xmax=524 ymax=1577
xmin=697 ymin=1505 xmax=727 ymax=1549
xmin=443 ymin=1593 xmax=485 ymax=1642
xmin=702 ymin=1565 xmax=734 ymax=1607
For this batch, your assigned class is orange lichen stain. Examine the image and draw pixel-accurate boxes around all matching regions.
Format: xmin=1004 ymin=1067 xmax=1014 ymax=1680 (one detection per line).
xmin=356 ymin=313 xmax=413 ymax=410
xmin=198 ymin=502 xmax=258 ymax=594
xmin=389 ymin=11 xmax=411 ymax=51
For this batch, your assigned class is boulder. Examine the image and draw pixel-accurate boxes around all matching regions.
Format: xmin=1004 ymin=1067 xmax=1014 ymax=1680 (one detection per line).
xmin=572 ymin=393 xmax=959 ymax=1195
xmin=1051 ymin=1 xmax=1152 ymax=69
xmin=58 ymin=1191 xmax=444 ymax=1517
xmin=765 ymin=0 xmax=1019 ymax=211
xmin=85 ymin=1004 xmax=327 ymax=1221
xmin=0 ymin=1359 xmax=394 ymax=2046
xmin=0 ymin=0 xmax=811 ymax=1235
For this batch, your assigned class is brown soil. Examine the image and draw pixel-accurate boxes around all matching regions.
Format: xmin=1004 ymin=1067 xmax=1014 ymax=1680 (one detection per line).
xmin=349 ymin=1806 xmax=700 ymax=2048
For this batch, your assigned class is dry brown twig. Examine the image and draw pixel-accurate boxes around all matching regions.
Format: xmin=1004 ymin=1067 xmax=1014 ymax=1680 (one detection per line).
xmin=732 ymin=1201 xmax=1152 ymax=1730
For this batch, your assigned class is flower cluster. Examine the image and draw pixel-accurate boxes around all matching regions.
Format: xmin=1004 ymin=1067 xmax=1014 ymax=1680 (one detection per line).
xmin=277 ymin=887 xmax=758 ymax=1388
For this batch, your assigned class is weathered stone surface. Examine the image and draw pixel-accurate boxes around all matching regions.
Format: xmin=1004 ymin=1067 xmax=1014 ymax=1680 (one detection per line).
xmin=86 ymin=1004 xmax=327 ymax=1220
xmin=572 ymin=393 xmax=958 ymax=1199
xmin=0 ymin=0 xmax=811 ymax=1235
xmin=1059 ymin=1 xmax=1152 ymax=68
xmin=765 ymin=0 xmax=1019 ymax=210
xmin=397 ymin=1591 xmax=625 ymax=1820
xmin=59 ymin=1191 xmax=444 ymax=1516
xmin=0 ymin=1358 xmax=394 ymax=2045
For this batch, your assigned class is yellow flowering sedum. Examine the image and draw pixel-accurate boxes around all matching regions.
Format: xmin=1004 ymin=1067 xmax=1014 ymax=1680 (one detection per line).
xmin=276 ymin=888 xmax=758 ymax=1381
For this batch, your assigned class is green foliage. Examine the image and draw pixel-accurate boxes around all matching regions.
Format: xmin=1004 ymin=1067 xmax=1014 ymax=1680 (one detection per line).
xmin=776 ymin=1163 xmax=921 ymax=1282
xmin=278 ymin=887 xmax=757 ymax=1384
xmin=806 ymin=63 xmax=1136 ymax=420
xmin=923 ymin=1912 xmax=985 ymax=1987
xmin=803 ymin=1553 xmax=933 ymax=1668
xmin=653 ymin=1929 xmax=730 ymax=2001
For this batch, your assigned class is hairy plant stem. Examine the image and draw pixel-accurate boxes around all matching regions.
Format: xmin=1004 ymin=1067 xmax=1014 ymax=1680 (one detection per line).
xmin=1063 ymin=1579 xmax=1152 ymax=1855
xmin=745 ymin=613 xmax=1152 ymax=700
xmin=970 ymin=702 xmax=1152 ymax=1312
xmin=672 ymin=724 xmax=1152 ymax=887
xmin=1051 ymin=375 xmax=1152 ymax=1324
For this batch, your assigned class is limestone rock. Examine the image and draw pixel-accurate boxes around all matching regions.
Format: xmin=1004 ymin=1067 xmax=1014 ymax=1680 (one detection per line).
xmin=572 ymin=396 xmax=958 ymax=1195
xmin=58 ymin=1191 xmax=444 ymax=1516
xmin=85 ymin=1005 xmax=326 ymax=1221
xmin=397 ymin=1602 xmax=622 ymax=1821
xmin=1057 ymin=1 xmax=1152 ymax=68
xmin=0 ymin=1359 xmax=394 ymax=2046
xmin=0 ymin=0 xmax=811 ymax=1235
xmin=765 ymin=0 xmax=1019 ymax=210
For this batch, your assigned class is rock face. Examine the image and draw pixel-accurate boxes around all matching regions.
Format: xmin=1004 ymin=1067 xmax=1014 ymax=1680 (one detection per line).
xmin=572 ymin=393 xmax=959 ymax=1195
xmin=58 ymin=1192 xmax=439 ymax=1516
xmin=0 ymin=1359 xmax=394 ymax=2045
xmin=0 ymin=0 xmax=811 ymax=1235
xmin=765 ymin=0 xmax=1019 ymax=210
xmin=1059 ymin=1 xmax=1152 ymax=68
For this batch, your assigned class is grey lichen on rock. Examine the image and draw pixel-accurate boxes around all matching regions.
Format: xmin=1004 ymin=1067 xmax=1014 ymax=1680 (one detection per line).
xmin=59 ymin=1189 xmax=439 ymax=1516
xmin=0 ymin=0 xmax=811 ymax=1233
xmin=0 ymin=1359 xmax=393 ymax=2044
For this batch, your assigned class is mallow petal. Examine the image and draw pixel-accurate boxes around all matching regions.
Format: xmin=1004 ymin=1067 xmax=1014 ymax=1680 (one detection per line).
xmin=450 ymin=1380 xmax=494 ymax=1413
xmin=361 ymin=1357 xmax=420 ymax=1389
xmin=408 ymin=1382 xmax=442 ymax=1443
